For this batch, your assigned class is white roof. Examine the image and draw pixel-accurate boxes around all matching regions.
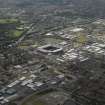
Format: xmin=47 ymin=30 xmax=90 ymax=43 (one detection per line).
xmin=0 ymin=97 xmax=4 ymax=100
xmin=57 ymin=74 xmax=64 ymax=78
xmin=27 ymin=83 xmax=34 ymax=88
xmin=97 ymin=44 xmax=105 ymax=48
xmin=19 ymin=77 xmax=26 ymax=81
xmin=46 ymin=32 xmax=53 ymax=36
xmin=8 ymin=80 xmax=20 ymax=88
xmin=60 ymin=41 xmax=67 ymax=45
xmin=14 ymin=65 xmax=22 ymax=69
xmin=34 ymin=82 xmax=43 ymax=87
xmin=21 ymin=79 xmax=33 ymax=86
xmin=30 ymin=74 xmax=37 ymax=78
xmin=71 ymin=28 xmax=84 ymax=32
xmin=56 ymin=58 xmax=64 ymax=62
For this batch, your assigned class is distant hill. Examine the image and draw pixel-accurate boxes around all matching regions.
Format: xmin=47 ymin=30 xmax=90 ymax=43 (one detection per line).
xmin=1 ymin=0 xmax=105 ymax=18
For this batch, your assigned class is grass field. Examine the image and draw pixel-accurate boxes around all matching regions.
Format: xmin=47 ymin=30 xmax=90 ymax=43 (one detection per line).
xmin=22 ymin=99 xmax=46 ymax=105
xmin=7 ymin=30 xmax=24 ymax=39
xmin=21 ymin=94 xmax=46 ymax=105
xmin=0 ymin=19 xmax=19 ymax=24
xmin=21 ymin=89 xmax=55 ymax=105
xmin=0 ymin=18 xmax=24 ymax=39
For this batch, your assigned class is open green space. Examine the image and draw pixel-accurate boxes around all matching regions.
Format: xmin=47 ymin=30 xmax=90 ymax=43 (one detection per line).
xmin=0 ymin=19 xmax=19 ymax=24
xmin=21 ymin=89 xmax=55 ymax=105
xmin=22 ymin=98 xmax=46 ymax=105
xmin=21 ymin=93 xmax=47 ymax=105
xmin=0 ymin=18 xmax=25 ymax=39
xmin=9 ymin=30 xmax=24 ymax=38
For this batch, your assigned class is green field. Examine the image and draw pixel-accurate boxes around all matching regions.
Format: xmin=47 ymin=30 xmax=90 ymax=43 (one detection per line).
xmin=21 ymin=94 xmax=46 ymax=105
xmin=0 ymin=19 xmax=19 ymax=24
xmin=22 ymin=99 xmax=46 ymax=105
xmin=0 ymin=18 xmax=25 ymax=39
xmin=9 ymin=30 xmax=24 ymax=38
xmin=21 ymin=89 xmax=55 ymax=105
